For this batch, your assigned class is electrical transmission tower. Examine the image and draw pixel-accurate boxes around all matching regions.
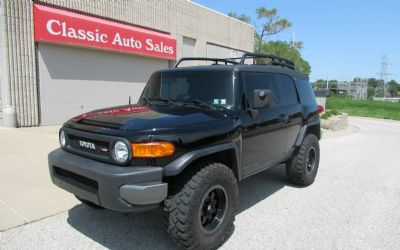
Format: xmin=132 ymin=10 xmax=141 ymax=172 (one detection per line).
xmin=375 ymin=55 xmax=391 ymax=97
xmin=351 ymin=78 xmax=368 ymax=99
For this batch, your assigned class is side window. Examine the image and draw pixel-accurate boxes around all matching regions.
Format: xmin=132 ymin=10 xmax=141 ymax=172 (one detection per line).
xmin=277 ymin=75 xmax=299 ymax=105
xmin=243 ymin=72 xmax=280 ymax=108
xmin=295 ymin=79 xmax=316 ymax=103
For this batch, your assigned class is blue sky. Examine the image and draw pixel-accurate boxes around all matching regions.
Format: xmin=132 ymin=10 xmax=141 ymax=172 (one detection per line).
xmin=193 ymin=0 xmax=400 ymax=82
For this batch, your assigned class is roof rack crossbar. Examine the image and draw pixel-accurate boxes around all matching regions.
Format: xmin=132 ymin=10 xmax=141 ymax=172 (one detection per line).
xmin=173 ymin=53 xmax=295 ymax=70
xmin=239 ymin=52 xmax=295 ymax=70
xmin=173 ymin=57 xmax=239 ymax=68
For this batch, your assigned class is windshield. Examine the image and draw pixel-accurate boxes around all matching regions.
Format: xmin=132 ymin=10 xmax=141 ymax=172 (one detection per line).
xmin=140 ymin=71 xmax=234 ymax=107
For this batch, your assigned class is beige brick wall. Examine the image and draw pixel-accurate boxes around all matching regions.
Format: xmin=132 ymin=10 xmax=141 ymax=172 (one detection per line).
xmin=0 ymin=0 xmax=254 ymax=126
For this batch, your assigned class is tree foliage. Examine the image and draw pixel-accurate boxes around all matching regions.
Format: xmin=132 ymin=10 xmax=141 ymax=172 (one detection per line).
xmin=227 ymin=12 xmax=252 ymax=24
xmin=228 ymin=7 xmax=310 ymax=75
xmin=388 ymin=80 xmax=400 ymax=97
xmin=259 ymin=41 xmax=311 ymax=75
xmin=256 ymin=7 xmax=291 ymax=50
xmin=256 ymin=7 xmax=291 ymax=39
xmin=312 ymin=79 xmax=338 ymax=89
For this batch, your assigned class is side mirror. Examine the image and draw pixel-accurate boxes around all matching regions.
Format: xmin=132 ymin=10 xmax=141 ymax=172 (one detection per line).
xmin=253 ymin=89 xmax=273 ymax=109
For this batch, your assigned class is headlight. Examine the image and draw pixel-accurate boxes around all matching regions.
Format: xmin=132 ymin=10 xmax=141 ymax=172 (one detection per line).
xmin=59 ymin=130 xmax=66 ymax=148
xmin=113 ymin=141 xmax=129 ymax=163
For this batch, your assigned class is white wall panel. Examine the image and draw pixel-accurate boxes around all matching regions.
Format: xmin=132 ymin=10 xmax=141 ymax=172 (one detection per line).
xmin=39 ymin=44 xmax=167 ymax=125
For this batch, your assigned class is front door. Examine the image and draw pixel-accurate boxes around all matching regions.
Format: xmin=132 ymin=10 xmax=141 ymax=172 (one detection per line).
xmin=241 ymin=72 xmax=287 ymax=177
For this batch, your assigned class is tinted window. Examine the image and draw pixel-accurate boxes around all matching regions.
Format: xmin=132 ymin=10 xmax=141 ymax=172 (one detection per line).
xmin=295 ymin=79 xmax=316 ymax=103
xmin=243 ymin=73 xmax=280 ymax=108
xmin=277 ymin=75 xmax=298 ymax=104
xmin=141 ymin=71 xmax=234 ymax=106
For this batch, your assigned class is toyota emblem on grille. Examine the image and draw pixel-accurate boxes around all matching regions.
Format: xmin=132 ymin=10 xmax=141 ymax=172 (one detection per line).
xmin=79 ymin=140 xmax=96 ymax=150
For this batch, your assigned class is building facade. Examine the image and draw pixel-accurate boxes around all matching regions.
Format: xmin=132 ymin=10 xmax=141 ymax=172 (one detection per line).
xmin=0 ymin=0 xmax=254 ymax=127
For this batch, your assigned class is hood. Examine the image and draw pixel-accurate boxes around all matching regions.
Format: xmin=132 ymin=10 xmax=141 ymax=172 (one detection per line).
xmin=69 ymin=104 xmax=231 ymax=132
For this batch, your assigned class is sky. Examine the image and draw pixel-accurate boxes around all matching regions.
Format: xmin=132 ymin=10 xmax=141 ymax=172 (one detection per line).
xmin=193 ymin=0 xmax=400 ymax=82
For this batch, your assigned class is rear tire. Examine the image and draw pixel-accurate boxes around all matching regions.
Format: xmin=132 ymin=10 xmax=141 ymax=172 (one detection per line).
xmin=286 ymin=134 xmax=320 ymax=186
xmin=75 ymin=195 xmax=104 ymax=209
xmin=164 ymin=163 xmax=238 ymax=249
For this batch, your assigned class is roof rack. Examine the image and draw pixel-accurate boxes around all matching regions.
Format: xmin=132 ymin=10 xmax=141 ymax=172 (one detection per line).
xmin=227 ymin=52 xmax=295 ymax=70
xmin=173 ymin=53 xmax=295 ymax=70
xmin=173 ymin=57 xmax=239 ymax=68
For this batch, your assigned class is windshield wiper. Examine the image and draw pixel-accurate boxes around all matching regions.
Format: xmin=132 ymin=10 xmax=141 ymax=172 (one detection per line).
xmin=182 ymin=100 xmax=217 ymax=111
xmin=142 ymin=97 xmax=178 ymax=106
xmin=141 ymin=97 xmax=152 ymax=104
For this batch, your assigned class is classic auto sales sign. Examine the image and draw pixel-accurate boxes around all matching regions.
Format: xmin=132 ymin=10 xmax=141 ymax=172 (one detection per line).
xmin=33 ymin=4 xmax=176 ymax=60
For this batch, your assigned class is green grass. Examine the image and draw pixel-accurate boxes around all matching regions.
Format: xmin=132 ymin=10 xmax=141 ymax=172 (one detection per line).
xmin=326 ymin=96 xmax=400 ymax=121
xmin=321 ymin=109 xmax=339 ymax=120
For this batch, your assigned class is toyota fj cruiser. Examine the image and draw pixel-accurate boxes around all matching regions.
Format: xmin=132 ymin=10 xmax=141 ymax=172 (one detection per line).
xmin=48 ymin=53 xmax=321 ymax=249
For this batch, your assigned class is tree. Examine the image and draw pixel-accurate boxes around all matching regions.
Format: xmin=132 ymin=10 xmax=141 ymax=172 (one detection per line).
xmin=328 ymin=80 xmax=338 ymax=89
xmin=260 ymin=41 xmax=311 ymax=75
xmin=313 ymin=79 xmax=327 ymax=89
xmin=388 ymin=80 xmax=400 ymax=97
xmin=228 ymin=7 xmax=310 ymax=75
xmin=227 ymin=12 xmax=251 ymax=24
xmin=367 ymin=78 xmax=378 ymax=88
xmin=312 ymin=79 xmax=339 ymax=89
xmin=256 ymin=7 xmax=292 ymax=51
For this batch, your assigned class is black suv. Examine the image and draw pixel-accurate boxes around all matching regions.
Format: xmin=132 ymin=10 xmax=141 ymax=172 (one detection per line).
xmin=48 ymin=53 xmax=321 ymax=249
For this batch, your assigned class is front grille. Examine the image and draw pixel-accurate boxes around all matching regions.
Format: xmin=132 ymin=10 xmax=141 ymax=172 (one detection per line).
xmin=62 ymin=127 xmax=130 ymax=165
xmin=67 ymin=134 xmax=111 ymax=159
xmin=62 ymin=128 xmax=116 ymax=163
xmin=53 ymin=166 xmax=98 ymax=192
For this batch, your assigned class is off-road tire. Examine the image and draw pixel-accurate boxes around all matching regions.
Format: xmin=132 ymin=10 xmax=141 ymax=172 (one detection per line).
xmin=286 ymin=134 xmax=320 ymax=186
xmin=164 ymin=163 xmax=238 ymax=250
xmin=75 ymin=195 xmax=104 ymax=209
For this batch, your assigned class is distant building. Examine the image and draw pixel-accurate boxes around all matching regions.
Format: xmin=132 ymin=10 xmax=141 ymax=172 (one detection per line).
xmin=337 ymin=80 xmax=368 ymax=99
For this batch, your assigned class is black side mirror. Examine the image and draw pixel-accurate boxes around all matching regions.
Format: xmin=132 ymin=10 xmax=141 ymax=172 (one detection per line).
xmin=253 ymin=89 xmax=273 ymax=109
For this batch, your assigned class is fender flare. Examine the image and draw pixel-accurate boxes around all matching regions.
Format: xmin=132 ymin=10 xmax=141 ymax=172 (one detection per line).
xmin=163 ymin=139 xmax=242 ymax=178
xmin=295 ymin=119 xmax=321 ymax=147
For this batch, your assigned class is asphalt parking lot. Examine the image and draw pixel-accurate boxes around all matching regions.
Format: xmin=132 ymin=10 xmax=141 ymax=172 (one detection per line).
xmin=1 ymin=117 xmax=400 ymax=249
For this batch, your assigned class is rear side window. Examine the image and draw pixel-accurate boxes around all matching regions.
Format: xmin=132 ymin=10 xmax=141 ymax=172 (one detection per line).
xmin=242 ymin=72 xmax=280 ymax=108
xmin=277 ymin=75 xmax=298 ymax=104
xmin=295 ymin=79 xmax=316 ymax=103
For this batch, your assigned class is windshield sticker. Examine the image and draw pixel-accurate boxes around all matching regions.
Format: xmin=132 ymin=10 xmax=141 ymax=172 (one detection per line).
xmin=213 ymin=99 xmax=220 ymax=105
xmin=220 ymin=99 xmax=226 ymax=105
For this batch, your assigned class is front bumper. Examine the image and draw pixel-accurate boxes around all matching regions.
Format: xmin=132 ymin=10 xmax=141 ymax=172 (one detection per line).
xmin=48 ymin=148 xmax=167 ymax=212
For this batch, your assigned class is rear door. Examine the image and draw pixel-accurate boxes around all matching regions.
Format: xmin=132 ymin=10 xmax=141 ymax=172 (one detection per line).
xmin=241 ymin=72 xmax=287 ymax=176
xmin=276 ymin=74 xmax=303 ymax=155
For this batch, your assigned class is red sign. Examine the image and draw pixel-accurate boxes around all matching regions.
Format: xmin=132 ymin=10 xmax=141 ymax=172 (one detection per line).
xmin=33 ymin=4 xmax=176 ymax=60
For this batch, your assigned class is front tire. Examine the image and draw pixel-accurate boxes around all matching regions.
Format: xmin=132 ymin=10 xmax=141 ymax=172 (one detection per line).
xmin=286 ymin=134 xmax=320 ymax=186
xmin=164 ymin=163 xmax=238 ymax=249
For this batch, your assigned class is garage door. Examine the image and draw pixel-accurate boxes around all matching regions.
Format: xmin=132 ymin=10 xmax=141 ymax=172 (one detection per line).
xmin=38 ymin=44 xmax=168 ymax=125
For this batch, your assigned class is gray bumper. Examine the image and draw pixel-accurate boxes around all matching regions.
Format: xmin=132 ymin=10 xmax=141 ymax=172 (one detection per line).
xmin=48 ymin=148 xmax=167 ymax=212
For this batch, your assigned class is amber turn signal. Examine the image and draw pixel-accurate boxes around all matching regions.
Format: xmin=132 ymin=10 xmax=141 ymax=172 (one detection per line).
xmin=132 ymin=142 xmax=175 ymax=158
